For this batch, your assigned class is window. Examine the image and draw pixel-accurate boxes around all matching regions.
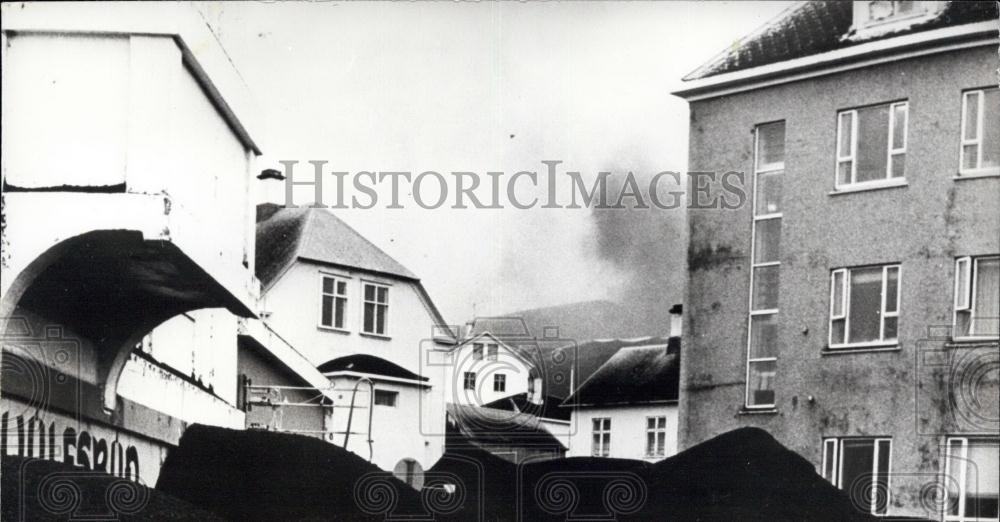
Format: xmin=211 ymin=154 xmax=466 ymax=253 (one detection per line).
xmin=493 ymin=374 xmax=506 ymax=392
xmin=829 ymin=265 xmax=900 ymax=348
xmin=954 ymin=256 xmax=1000 ymax=339
xmin=746 ymin=121 xmax=784 ymax=409
xmin=362 ymin=283 xmax=389 ymax=335
xmin=944 ymin=438 xmax=1000 ymax=521
xmin=463 ymin=372 xmax=476 ymax=391
xmin=374 ymin=389 xmax=398 ymax=407
xmin=645 ymin=416 xmax=667 ymax=458
xmin=961 ymin=88 xmax=1000 ymax=175
xmin=487 ymin=344 xmax=498 ymax=361
xmin=868 ymin=1 xmax=918 ymax=21
xmin=591 ymin=418 xmax=611 ymax=457
xmin=836 ymin=101 xmax=908 ymax=188
xmin=822 ymin=437 xmax=892 ymax=516
xmin=472 ymin=343 xmax=484 ymax=360
xmin=320 ymin=275 xmax=348 ymax=330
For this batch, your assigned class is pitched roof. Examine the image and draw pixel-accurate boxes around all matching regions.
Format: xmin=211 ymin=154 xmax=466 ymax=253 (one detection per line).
xmin=482 ymin=393 xmax=572 ymax=422
xmin=446 ymin=403 xmax=565 ymax=449
xmin=684 ymin=1 xmax=998 ymax=81
xmin=255 ymin=204 xmax=417 ymax=287
xmin=467 ymin=317 xmax=532 ymax=339
xmin=563 ymin=337 xmax=680 ymax=407
xmin=317 ymin=354 xmax=428 ymax=382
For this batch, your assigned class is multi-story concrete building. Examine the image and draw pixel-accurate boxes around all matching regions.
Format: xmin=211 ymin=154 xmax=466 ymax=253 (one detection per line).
xmin=673 ymin=2 xmax=999 ymax=519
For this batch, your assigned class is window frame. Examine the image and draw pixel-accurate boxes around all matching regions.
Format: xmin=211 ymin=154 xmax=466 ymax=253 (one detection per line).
xmin=645 ymin=416 xmax=667 ymax=458
xmin=821 ymin=437 xmax=893 ymax=516
xmin=318 ymin=273 xmax=350 ymax=331
xmin=960 ymin=88 xmax=1000 ymax=177
xmin=361 ymin=281 xmax=390 ymax=336
xmin=745 ymin=121 xmax=784 ymax=410
xmin=828 ymin=264 xmax=901 ymax=349
xmin=944 ymin=437 xmax=1000 ymax=522
xmin=953 ymin=255 xmax=1000 ymax=341
xmin=493 ymin=373 xmax=506 ymax=393
xmin=373 ymin=389 xmax=398 ymax=407
xmin=472 ymin=343 xmax=484 ymax=361
xmin=463 ymin=371 xmax=476 ymax=391
xmin=591 ymin=417 xmax=611 ymax=457
xmin=487 ymin=344 xmax=498 ymax=361
xmin=835 ymin=101 xmax=909 ymax=190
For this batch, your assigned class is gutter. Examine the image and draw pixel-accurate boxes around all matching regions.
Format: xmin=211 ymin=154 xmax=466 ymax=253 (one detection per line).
xmin=672 ymin=20 xmax=998 ymax=102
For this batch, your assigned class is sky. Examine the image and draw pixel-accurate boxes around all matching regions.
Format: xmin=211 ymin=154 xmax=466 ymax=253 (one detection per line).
xmin=201 ymin=1 xmax=793 ymax=326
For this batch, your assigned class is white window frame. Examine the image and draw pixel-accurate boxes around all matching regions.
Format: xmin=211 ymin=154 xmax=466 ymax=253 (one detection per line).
xmin=944 ymin=437 xmax=1000 ymax=522
xmin=822 ymin=437 xmax=893 ymax=516
xmin=463 ymin=371 xmax=476 ymax=391
xmin=835 ymin=101 xmax=908 ymax=190
xmin=645 ymin=416 xmax=667 ymax=458
xmin=361 ymin=281 xmax=390 ymax=336
xmin=487 ymin=344 xmax=498 ymax=361
xmin=953 ymin=256 xmax=1000 ymax=341
xmin=960 ymin=89 xmax=1000 ymax=177
xmin=319 ymin=273 xmax=349 ymax=331
xmin=472 ymin=342 xmax=484 ymax=361
xmin=745 ymin=121 xmax=784 ymax=410
xmin=828 ymin=264 xmax=901 ymax=349
xmin=493 ymin=373 xmax=506 ymax=392
xmin=591 ymin=417 xmax=611 ymax=457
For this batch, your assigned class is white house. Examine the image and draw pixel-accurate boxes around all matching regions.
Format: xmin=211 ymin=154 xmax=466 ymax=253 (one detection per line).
xmin=253 ymin=203 xmax=454 ymax=472
xmin=444 ymin=332 xmax=540 ymax=408
xmin=562 ymin=338 xmax=681 ymax=461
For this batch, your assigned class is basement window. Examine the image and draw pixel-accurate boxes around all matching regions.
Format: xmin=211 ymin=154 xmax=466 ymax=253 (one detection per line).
xmin=822 ymin=437 xmax=892 ymax=516
xmin=954 ymin=256 xmax=1000 ymax=340
xmin=836 ymin=102 xmax=908 ymax=189
xmin=829 ymin=264 xmax=900 ymax=348
xmin=944 ymin=438 xmax=1000 ymax=521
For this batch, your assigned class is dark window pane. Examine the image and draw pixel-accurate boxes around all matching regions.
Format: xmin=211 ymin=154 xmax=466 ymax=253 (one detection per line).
xmin=973 ymin=258 xmax=1000 ymax=336
xmin=841 ymin=439 xmax=875 ymax=504
xmin=364 ymin=303 xmax=375 ymax=332
xmin=890 ymin=153 xmax=905 ymax=178
xmin=875 ymin=440 xmax=891 ymax=515
xmin=322 ymin=277 xmax=334 ymax=294
xmin=757 ymin=121 xmax=785 ymax=167
xmin=755 ymin=170 xmax=783 ymax=215
xmin=831 ymin=318 xmax=846 ymax=345
xmin=856 ymin=105 xmax=890 ymax=182
xmin=754 ymin=219 xmax=781 ymax=263
xmin=849 ymin=268 xmax=884 ymax=343
xmin=983 ymin=89 xmax=1000 ymax=169
xmin=377 ymin=286 xmax=388 ymax=303
xmin=376 ymin=305 xmax=386 ymax=334
xmin=335 ymin=297 xmax=346 ymax=328
xmin=747 ymin=359 xmax=776 ymax=406
xmin=885 ymin=267 xmax=899 ymax=313
xmin=891 ymin=104 xmax=906 ymax=150
xmin=365 ymin=284 xmax=375 ymax=301
xmin=321 ymin=296 xmax=333 ymax=326
xmin=749 ymin=314 xmax=778 ymax=359
xmin=753 ymin=265 xmax=780 ymax=310
xmin=336 ymin=281 xmax=347 ymax=294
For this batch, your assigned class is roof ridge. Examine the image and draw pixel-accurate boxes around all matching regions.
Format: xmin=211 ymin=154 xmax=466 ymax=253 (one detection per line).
xmin=316 ymin=209 xmax=419 ymax=281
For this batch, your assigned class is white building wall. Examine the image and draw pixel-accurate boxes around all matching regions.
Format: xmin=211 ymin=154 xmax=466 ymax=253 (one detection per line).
xmin=443 ymin=335 xmax=534 ymax=407
xmin=567 ymin=404 xmax=679 ymax=461
xmin=262 ymin=261 xmax=450 ymax=469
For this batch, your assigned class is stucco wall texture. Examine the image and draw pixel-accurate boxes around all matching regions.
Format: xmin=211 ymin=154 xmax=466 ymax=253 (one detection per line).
xmin=681 ymin=45 xmax=999 ymax=518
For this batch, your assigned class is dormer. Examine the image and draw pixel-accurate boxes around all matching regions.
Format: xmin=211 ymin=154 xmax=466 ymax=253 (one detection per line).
xmin=848 ymin=1 xmax=946 ymax=41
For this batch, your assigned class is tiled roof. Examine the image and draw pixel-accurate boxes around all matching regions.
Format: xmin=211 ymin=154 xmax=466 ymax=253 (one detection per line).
xmin=446 ymin=403 xmax=565 ymax=449
xmin=255 ymin=204 xmax=417 ymax=287
xmin=685 ymin=1 xmax=998 ymax=81
xmin=563 ymin=337 xmax=680 ymax=407
xmin=482 ymin=393 xmax=572 ymax=422
xmin=317 ymin=354 xmax=428 ymax=382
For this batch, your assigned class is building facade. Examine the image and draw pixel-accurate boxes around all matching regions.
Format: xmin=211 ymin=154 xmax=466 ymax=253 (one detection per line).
xmin=1 ymin=2 xmax=264 ymax=486
xmin=674 ymin=2 xmax=999 ymax=519
xmin=254 ymin=204 xmax=453 ymax=471
xmin=563 ymin=339 xmax=680 ymax=461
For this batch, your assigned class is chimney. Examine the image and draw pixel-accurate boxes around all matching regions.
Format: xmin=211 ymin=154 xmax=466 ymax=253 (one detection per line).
xmin=669 ymin=303 xmax=683 ymax=338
